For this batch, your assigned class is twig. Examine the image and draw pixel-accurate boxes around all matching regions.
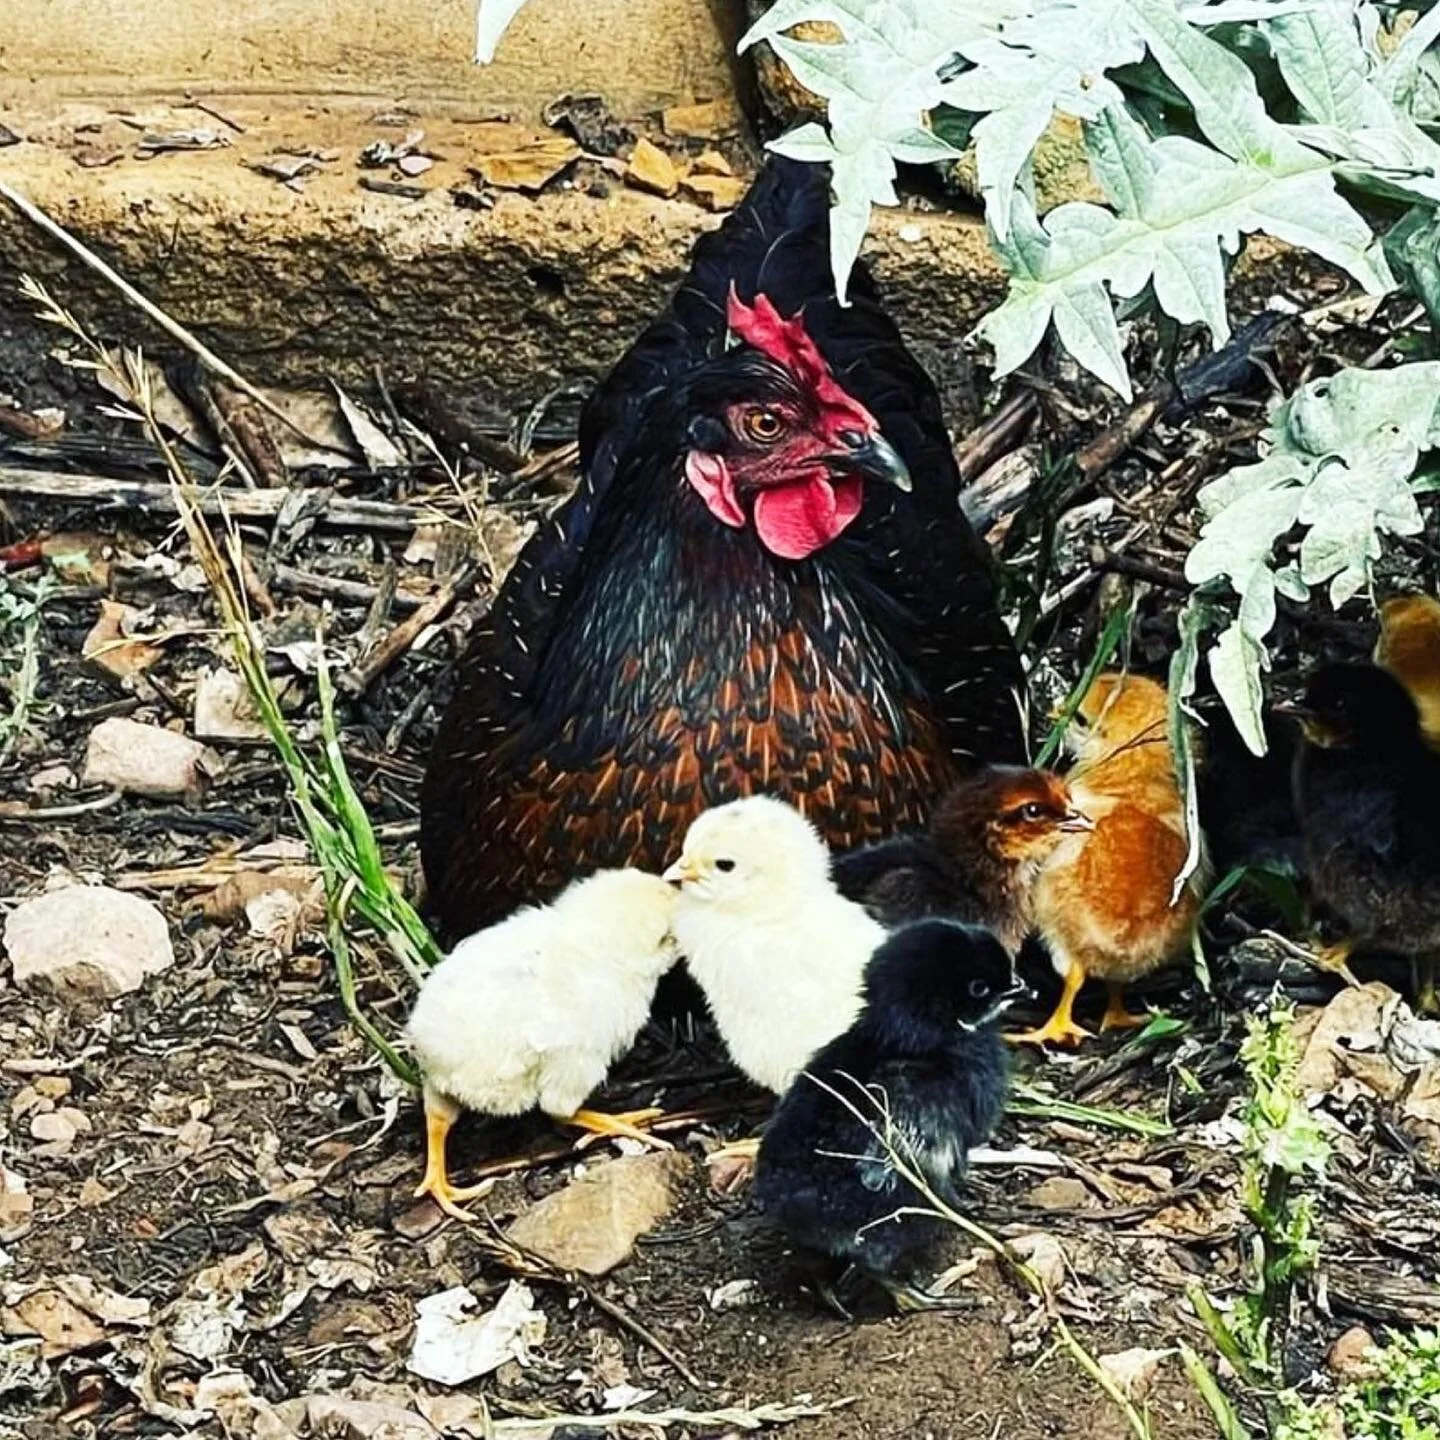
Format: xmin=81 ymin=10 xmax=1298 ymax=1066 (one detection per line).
xmin=0 ymin=791 xmax=123 ymax=821
xmin=1090 ymin=546 xmax=1189 ymax=592
xmin=0 ymin=181 xmax=321 ymax=446
xmin=488 ymin=1231 xmax=706 ymax=1390
xmin=340 ymin=561 xmax=478 ymax=694
xmin=955 ymin=391 xmax=1039 ymax=481
xmin=0 ymin=465 xmax=424 ymax=533
xmin=1075 ymin=393 xmax=1169 ymax=480
xmin=272 ymin=563 xmax=423 ymax=612
xmin=486 ymin=1399 xmax=852 ymax=1433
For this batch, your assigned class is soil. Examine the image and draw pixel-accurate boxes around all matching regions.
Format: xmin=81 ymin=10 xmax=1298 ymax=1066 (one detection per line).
xmin=0 ymin=282 xmax=1438 ymax=1440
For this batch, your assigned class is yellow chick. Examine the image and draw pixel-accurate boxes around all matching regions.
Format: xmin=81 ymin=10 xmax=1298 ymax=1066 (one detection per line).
xmin=407 ymin=868 xmax=678 ymax=1217
xmin=1375 ymin=592 xmax=1440 ymax=752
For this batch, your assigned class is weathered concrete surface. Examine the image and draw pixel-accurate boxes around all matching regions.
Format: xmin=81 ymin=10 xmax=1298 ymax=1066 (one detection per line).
xmin=0 ymin=102 xmax=1008 ymax=411
xmin=0 ymin=0 xmax=741 ymax=121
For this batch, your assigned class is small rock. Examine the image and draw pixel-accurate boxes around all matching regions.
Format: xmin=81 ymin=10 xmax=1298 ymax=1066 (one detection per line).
xmin=1025 ymin=1175 xmax=1094 ymax=1210
xmin=31 ymin=1076 xmax=70 ymax=1102
xmin=506 ymin=1152 xmax=690 ymax=1276
xmin=681 ymin=173 xmax=748 ymax=211
xmin=5 ymin=885 xmax=175 ymax=1000
xmin=82 ymin=716 xmax=212 ymax=799
xmin=708 ymin=1278 xmax=761 ymax=1311
xmin=82 ymin=600 xmax=163 ymax=681
xmin=194 ymin=667 xmax=269 ymax=742
xmin=625 ymin=137 xmax=680 ymax=199
xmin=661 ymin=97 xmax=743 ymax=139
xmin=29 ymin=1107 xmax=90 ymax=1151
xmin=1328 ymin=1325 xmax=1379 ymax=1379
xmin=27 ymin=763 xmax=76 ymax=794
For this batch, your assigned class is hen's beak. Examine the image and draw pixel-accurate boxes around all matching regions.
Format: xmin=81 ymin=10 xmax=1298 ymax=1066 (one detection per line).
xmin=1058 ymin=808 xmax=1094 ymax=834
xmin=829 ymin=433 xmax=911 ymax=492
xmin=662 ymin=857 xmax=699 ymax=887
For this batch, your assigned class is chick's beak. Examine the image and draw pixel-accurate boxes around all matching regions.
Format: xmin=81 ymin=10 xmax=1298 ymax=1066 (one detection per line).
xmin=662 ymin=857 xmax=700 ymax=887
xmin=829 ymin=432 xmax=911 ymax=492
xmin=1058 ymin=808 xmax=1094 ymax=834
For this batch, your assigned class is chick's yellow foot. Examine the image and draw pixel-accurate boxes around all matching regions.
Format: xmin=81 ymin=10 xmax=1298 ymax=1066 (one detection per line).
xmin=1312 ymin=937 xmax=1360 ymax=988
xmin=565 ymin=1107 xmax=673 ymax=1150
xmin=1099 ymin=986 xmax=1148 ymax=1033
xmin=414 ymin=1094 xmax=495 ymax=1221
xmin=1007 ymin=960 xmax=1091 ymax=1048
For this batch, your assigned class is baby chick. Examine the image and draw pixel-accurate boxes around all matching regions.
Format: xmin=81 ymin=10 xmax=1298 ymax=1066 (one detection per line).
xmin=1018 ymin=672 xmax=1205 ymax=1047
xmin=831 ymin=765 xmax=1092 ymax=952
xmin=666 ymin=795 xmax=886 ymax=1093
xmin=1375 ymin=592 xmax=1440 ymax=751
xmin=1285 ymin=662 xmax=1440 ymax=1014
xmin=754 ymin=919 xmax=1022 ymax=1314
xmin=407 ymin=868 xmax=678 ymax=1217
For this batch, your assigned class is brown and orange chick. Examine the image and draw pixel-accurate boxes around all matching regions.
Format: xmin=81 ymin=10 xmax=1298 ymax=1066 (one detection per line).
xmin=1375 ymin=592 xmax=1440 ymax=752
xmin=831 ymin=765 xmax=1092 ymax=954
xmin=1015 ymin=672 xmax=1206 ymax=1048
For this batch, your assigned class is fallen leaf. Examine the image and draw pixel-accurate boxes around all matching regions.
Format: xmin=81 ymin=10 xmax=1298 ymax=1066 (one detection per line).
xmin=1 ymin=1290 xmax=106 ymax=1357
xmin=681 ymin=173 xmax=748 ymax=211
xmin=1098 ymin=1347 xmax=1170 ymax=1401
xmin=662 ymin=97 xmax=743 ymax=139
xmin=407 ymin=1281 xmax=545 ymax=1387
xmin=470 ymin=135 xmax=579 ymax=192
xmin=625 ymin=137 xmax=680 ymax=198
xmin=1006 ymin=1232 xmax=1068 ymax=1294
xmin=332 ymin=382 xmax=406 ymax=469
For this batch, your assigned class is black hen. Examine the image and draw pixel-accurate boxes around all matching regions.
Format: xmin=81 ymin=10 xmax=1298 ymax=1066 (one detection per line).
xmin=753 ymin=918 xmax=1020 ymax=1313
xmin=420 ymin=158 xmax=1025 ymax=942
xmin=1288 ymin=663 xmax=1440 ymax=1013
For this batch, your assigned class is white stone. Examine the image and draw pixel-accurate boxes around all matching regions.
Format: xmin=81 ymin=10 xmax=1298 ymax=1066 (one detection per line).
xmin=5 ymin=885 xmax=175 ymax=1000
xmin=82 ymin=717 xmax=212 ymax=799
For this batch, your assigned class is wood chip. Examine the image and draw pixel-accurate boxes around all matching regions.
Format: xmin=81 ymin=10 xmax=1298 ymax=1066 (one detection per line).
xmin=625 ymin=138 xmax=680 ymax=198
xmin=681 ymin=173 xmax=748 ymax=212
xmin=469 ymin=135 xmax=579 ymax=192
xmin=662 ymin=97 xmax=743 ymax=139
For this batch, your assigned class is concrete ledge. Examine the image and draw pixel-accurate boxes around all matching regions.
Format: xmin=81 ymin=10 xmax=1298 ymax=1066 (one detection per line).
xmin=0 ymin=101 xmax=1008 ymax=410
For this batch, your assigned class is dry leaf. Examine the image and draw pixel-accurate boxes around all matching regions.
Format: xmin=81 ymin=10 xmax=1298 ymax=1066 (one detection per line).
xmin=661 ymin=97 xmax=743 ymax=139
xmin=407 ymin=1281 xmax=546 ymax=1387
xmin=625 ymin=137 xmax=680 ymax=198
xmin=682 ymin=173 xmax=748 ymax=211
xmin=470 ymin=135 xmax=579 ymax=192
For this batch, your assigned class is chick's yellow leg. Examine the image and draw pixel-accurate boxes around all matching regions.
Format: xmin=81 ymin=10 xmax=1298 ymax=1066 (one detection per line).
xmin=1314 ymin=937 xmax=1360 ymax=988
xmin=565 ymin=1107 xmax=673 ymax=1150
xmin=1007 ymin=960 xmax=1093 ymax=1048
xmin=414 ymin=1089 xmax=496 ymax=1221
xmin=1100 ymin=983 xmax=1148 ymax=1033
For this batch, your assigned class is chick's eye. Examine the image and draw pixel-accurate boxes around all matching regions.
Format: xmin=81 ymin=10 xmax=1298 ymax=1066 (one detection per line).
xmin=968 ymin=979 xmax=990 ymax=999
xmin=1020 ymin=802 xmax=1047 ymax=822
xmin=715 ymin=858 xmax=736 ymax=873
xmin=742 ymin=408 xmax=785 ymax=444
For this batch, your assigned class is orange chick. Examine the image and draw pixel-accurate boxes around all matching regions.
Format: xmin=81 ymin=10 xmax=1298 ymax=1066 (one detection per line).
xmin=1013 ymin=672 xmax=1205 ymax=1048
xmin=1375 ymin=593 xmax=1440 ymax=752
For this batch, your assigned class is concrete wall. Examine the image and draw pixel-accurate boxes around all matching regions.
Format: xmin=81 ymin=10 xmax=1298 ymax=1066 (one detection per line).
xmin=0 ymin=0 xmax=741 ymax=119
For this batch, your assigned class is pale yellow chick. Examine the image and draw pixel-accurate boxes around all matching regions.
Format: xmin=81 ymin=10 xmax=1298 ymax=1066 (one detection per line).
xmin=407 ymin=868 xmax=678 ymax=1217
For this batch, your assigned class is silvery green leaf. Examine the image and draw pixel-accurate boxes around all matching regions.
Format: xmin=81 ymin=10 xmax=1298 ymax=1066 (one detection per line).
xmin=1379 ymin=5 xmax=1440 ymax=114
xmin=1210 ymin=621 xmax=1269 ymax=756
xmin=767 ymin=123 xmax=843 ymax=164
xmin=1236 ymin=564 xmax=1278 ymax=641
xmin=1185 ymin=483 xmax=1303 ymax=588
xmin=1181 ymin=0 xmax=1321 ymax=20
xmin=1273 ymin=563 xmax=1309 ymax=602
xmin=1196 ymin=452 xmax=1311 ymax=518
xmin=474 ymin=0 xmax=529 ymax=62
xmin=1264 ymin=4 xmax=1394 ymax=129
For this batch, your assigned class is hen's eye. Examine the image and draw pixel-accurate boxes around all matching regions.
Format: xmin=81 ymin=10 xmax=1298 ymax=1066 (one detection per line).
xmin=715 ymin=858 xmax=736 ymax=873
xmin=967 ymin=978 xmax=990 ymax=999
xmin=1020 ymin=802 xmax=1047 ymax=822
xmin=742 ymin=408 xmax=785 ymax=444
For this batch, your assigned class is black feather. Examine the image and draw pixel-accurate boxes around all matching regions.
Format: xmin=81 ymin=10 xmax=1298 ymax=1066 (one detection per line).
xmin=754 ymin=920 xmax=1017 ymax=1283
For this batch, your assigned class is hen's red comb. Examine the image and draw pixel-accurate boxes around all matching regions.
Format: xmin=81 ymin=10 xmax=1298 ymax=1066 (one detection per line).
xmin=725 ymin=285 xmax=875 ymax=430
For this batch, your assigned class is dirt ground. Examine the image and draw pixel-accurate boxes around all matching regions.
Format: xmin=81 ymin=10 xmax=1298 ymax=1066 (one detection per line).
xmin=1 ymin=273 xmax=1439 ymax=1440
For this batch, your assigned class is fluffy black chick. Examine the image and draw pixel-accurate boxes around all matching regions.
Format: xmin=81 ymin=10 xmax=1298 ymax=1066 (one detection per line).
xmin=753 ymin=919 xmax=1022 ymax=1313
xmin=830 ymin=765 xmax=1090 ymax=953
xmin=1287 ymin=662 xmax=1440 ymax=1013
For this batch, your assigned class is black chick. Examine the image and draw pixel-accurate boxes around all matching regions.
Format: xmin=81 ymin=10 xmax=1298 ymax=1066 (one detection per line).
xmin=1287 ymin=663 xmax=1440 ymax=1013
xmin=830 ymin=765 xmax=1090 ymax=953
xmin=753 ymin=919 xmax=1022 ymax=1314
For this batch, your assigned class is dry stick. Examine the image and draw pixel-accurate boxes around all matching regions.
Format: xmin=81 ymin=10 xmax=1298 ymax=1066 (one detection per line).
xmin=340 ymin=560 xmax=478 ymax=694
xmin=0 ymin=465 xmax=423 ymax=533
xmin=492 ymin=1233 xmax=706 ymax=1391
xmin=272 ymin=563 xmax=424 ymax=613
xmin=955 ymin=390 xmax=1039 ymax=481
xmin=0 ymin=179 xmax=325 ymax=448
xmin=0 ymin=791 xmax=123 ymax=822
